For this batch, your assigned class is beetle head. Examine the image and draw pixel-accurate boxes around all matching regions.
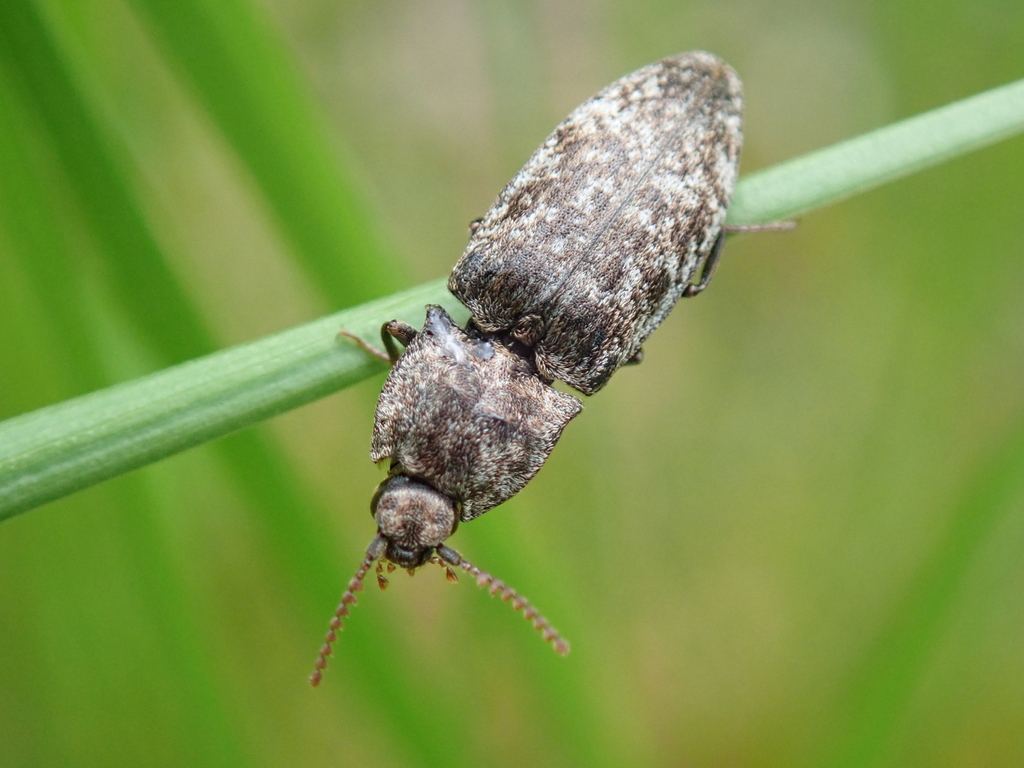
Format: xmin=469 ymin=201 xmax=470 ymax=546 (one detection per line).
xmin=309 ymin=477 xmax=569 ymax=688
xmin=371 ymin=474 xmax=458 ymax=569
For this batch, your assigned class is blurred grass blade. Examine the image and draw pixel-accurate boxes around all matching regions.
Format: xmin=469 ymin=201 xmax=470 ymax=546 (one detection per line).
xmin=728 ymin=76 xmax=1024 ymax=224
xmin=822 ymin=421 xmax=1024 ymax=768
xmin=0 ymin=64 xmax=105 ymax=393
xmin=127 ymin=0 xmax=398 ymax=307
xmin=3 ymin=77 xmax=1024 ymax=521
xmin=0 ymin=7 xmax=265 ymax=758
xmin=0 ymin=0 xmax=216 ymax=365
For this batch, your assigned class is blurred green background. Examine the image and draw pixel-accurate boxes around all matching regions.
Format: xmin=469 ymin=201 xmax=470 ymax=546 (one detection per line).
xmin=1 ymin=0 xmax=1023 ymax=766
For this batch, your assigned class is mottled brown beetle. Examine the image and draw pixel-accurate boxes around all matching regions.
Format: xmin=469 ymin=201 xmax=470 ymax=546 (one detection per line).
xmin=450 ymin=51 xmax=743 ymax=395
xmin=311 ymin=51 xmax=749 ymax=685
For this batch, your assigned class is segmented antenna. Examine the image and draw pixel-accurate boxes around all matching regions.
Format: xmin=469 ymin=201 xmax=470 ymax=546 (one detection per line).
xmin=436 ymin=545 xmax=570 ymax=655
xmin=309 ymin=536 xmax=386 ymax=687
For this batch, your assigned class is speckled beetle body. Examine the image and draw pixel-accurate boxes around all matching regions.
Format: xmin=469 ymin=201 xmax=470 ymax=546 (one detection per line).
xmin=450 ymin=51 xmax=742 ymax=394
xmin=312 ymin=52 xmax=745 ymax=684
xmin=372 ymin=305 xmax=582 ymax=527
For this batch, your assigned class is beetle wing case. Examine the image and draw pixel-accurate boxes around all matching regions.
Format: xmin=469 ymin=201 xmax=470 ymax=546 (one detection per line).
xmin=371 ymin=306 xmax=583 ymax=520
xmin=449 ymin=51 xmax=742 ymax=395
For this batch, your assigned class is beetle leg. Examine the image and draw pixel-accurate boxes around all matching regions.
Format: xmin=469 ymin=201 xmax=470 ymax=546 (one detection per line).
xmin=683 ymin=230 xmax=726 ymax=297
xmin=684 ymin=220 xmax=797 ymax=299
xmin=337 ymin=330 xmax=392 ymax=363
xmin=723 ymin=220 xmax=797 ymax=234
xmin=382 ymin=320 xmax=418 ymax=362
xmin=337 ymin=320 xmax=419 ymax=365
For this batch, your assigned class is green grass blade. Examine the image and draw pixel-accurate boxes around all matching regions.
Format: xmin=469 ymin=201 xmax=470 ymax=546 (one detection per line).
xmin=728 ymin=76 xmax=1024 ymax=224
xmin=0 ymin=0 xmax=216 ymax=364
xmin=3 ymin=77 xmax=1024 ymax=521
xmin=127 ymin=0 xmax=399 ymax=307
xmin=0 ymin=64 xmax=106 ymax=394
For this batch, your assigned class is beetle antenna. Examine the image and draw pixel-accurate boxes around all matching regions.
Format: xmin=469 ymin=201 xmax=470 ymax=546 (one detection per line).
xmin=309 ymin=535 xmax=387 ymax=687
xmin=436 ymin=544 xmax=570 ymax=656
